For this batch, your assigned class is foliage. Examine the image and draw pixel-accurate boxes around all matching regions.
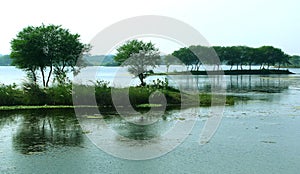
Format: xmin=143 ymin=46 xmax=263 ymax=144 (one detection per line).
xmin=288 ymin=55 xmax=300 ymax=67
xmin=46 ymin=84 xmax=73 ymax=105
xmin=22 ymin=82 xmax=48 ymax=105
xmin=164 ymin=55 xmax=182 ymax=72
xmin=172 ymin=47 xmax=198 ymax=70
xmin=257 ymin=46 xmax=290 ymax=69
xmin=190 ymin=45 xmax=220 ymax=70
xmin=0 ymin=82 xmax=237 ymax=110
xmin=0 ymin=83 xmax=23 ymax=105
xmin=171 ymin=46 xmax=220 ymax=71
xmin=94 ymin=81 xmax=112 ymax=107
xmin=170 ymin=45 xmax=292 ymax=71
xmin=114 ymin=40 xmax=161 ymax=86
xmin=10 ymin=24 xmax=89 ymax=87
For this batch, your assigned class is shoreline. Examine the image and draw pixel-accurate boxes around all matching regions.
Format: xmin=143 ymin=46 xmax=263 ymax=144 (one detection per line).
xmin=154 ymin=69 xmax=294 ymax=75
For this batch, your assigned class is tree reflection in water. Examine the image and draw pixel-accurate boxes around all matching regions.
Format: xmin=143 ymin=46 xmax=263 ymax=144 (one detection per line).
xmin=11 ymin=109 xmax=83 ymax=155
xmin=100 ymin=111 xmax=175 ymax=141
xmin=174 ymin=75 xmax=289 ymax=93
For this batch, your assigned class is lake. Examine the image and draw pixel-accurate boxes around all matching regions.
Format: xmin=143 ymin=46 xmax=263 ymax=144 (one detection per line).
xmin=1 ymin=66 xmax=300 ymax=173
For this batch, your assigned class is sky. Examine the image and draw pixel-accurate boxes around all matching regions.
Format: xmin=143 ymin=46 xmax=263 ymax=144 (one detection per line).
xmin=1 ymin=0 xmax=299 ymax=55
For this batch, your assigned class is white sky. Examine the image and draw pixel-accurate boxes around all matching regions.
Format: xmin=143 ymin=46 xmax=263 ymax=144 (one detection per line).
xmin=1 ymin=0 xmax=299 ymax=55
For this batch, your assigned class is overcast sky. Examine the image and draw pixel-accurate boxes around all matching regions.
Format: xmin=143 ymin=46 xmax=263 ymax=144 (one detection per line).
xmin=1 ymin=0 xmax=299 ymax=55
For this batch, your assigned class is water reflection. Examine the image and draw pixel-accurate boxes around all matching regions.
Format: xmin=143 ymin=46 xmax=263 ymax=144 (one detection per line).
xmin=105 ymin=113 xmax=175 ymax=141
xmin=0 ymin=109 xmax=84 ymax=155
xmin=1 ymin=74 xmax=299 ymax=156
xmin=0 ymin=112 xmax=18 ymax=130
xmin=172 ymin=75 xmax=290 ymax=93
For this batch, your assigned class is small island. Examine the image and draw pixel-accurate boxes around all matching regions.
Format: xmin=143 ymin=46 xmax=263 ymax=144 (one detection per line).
xmin=154 ymin=69 xmax=294 ymax=76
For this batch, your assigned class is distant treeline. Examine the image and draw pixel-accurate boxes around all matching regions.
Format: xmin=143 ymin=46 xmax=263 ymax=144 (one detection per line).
xmin=0 ymin=55 xmax=12 ymax=66
xmin=83 ymin=54 xmax=118 ymax=66
xmin=1 ymin=46 xmax=300 ymax=68
xmin=169 ymin=46 xmax=300 ymax=71
xmin=0 ymin=54 xmax=118 ymax=66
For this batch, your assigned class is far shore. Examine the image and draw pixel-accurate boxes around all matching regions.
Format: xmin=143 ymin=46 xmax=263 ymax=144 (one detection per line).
xmin=153 ymin=69 xmax=294 ymax=76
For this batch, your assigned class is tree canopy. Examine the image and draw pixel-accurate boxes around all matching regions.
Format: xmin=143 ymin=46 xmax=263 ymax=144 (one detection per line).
xmin=172 ymin=47 xmax=197 ymax=70
xmin=164 ymin=54 xmax=182 ymax=72
xmin=10 ymin=24 xmax=89 ymax=87
xmin=114 ymin=40 xmax=160 ymax=86
xmin=169 ymin=45 xmax=291 ymax=71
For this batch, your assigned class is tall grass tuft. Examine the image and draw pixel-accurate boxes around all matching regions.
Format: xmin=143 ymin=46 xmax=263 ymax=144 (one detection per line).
xmin=0 ymin=83 xmax=23 ymax=105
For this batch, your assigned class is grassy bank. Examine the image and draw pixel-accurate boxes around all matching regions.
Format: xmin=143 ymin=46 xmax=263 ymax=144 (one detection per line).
xmin=0 ymin=105 xmax=75 ymax=111
xmin=0 ymin=82 xmax=236 ymax=111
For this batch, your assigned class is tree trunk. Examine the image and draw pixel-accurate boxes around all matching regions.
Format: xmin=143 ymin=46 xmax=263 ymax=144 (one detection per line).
xmin=41 ymin=67 xmax=46 ymax=87
xmin=46 ymin=65 xmax=53 ymax=87
xmin=30 ymin=69 xmax=37 ymax=83
xmin=138 ymin=73 xmax=146 ymax=86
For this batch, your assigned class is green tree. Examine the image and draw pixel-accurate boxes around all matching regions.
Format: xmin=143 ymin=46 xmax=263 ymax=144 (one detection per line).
xmin=212 ymin=46 xmax=225 ymax=63
xmin=289 ymin=55 xmax=300 ymax=67
xmin=276 ymin=54 xmax=291 ymax=69
xmin=114 ymin=40 xmax=160 ymax=86
xmin=172 ymin=47 xmax=197 ymax=70
xmin=257 ymin=46 xmax=287 ymax=69
xmin=245 ymin=47 xmax=259 ymax=70
xmin=222 ymin=46 xmax=241 ymax=70
xmin=190 ymin=45 xmax=219 ymax=70
xmin=164 ymin=54 xmax=182 ymax=73
xmin=10 ymin=24 xmax=89 ymax=87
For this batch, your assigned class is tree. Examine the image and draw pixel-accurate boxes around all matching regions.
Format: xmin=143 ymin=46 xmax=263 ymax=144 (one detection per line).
xmin=172 ymin=47 xmax=197 ymax=70
xmin=11 ymin=24 xmax=89 ymax=87
xmin=222 ymin=46 xmax=241 ymax=70
xmin=245 ymin=47 xmax=259 ymax=70
xmin=213 ymin=46 xmax=225 ymax=63
xmin=189 ymin=45 xmax=219 ymax=70
xmin=289 ymin=55 xmax=300 ymax=67
xmin=164 ymin=54 xmax=182 ymax=73
xmin=257 ymin=46 xmax=287 ymax=69
xmin=114 ymin=40 xmax=160 ymax=86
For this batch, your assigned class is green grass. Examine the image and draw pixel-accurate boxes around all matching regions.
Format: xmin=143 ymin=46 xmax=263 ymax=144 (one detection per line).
xmin=0 ymin=82 xmax=239 ymax=111
xmin=0 ymin=105 xmax=74 ymax=111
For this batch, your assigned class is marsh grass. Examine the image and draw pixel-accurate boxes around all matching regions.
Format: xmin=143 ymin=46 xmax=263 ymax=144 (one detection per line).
xmin=0 ymin=82 xmax=237 ymax=111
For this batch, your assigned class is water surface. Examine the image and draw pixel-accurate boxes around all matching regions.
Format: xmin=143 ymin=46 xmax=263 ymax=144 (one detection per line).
xmin=1 ymin=67 xmax=300 ymax=173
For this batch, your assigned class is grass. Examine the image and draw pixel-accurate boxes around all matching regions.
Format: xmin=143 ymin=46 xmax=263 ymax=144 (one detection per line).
xmin=0 ymin=82 xmax=239 ymax=111
xmin=0 ymin=105 xmax=75 ymax=111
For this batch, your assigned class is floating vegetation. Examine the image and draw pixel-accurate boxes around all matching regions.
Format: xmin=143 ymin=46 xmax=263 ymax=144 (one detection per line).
xmin=261 ymin=140 xmax=276 ymax=144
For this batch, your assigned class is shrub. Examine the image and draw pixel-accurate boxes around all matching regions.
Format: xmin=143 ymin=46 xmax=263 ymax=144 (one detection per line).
xmin=46 ymin=84 xmax=73 ymax=105
xmin=22 ymin=83 xmax=48 ymax=105
xmin=0 ymin=83 xmax=23 ymax=105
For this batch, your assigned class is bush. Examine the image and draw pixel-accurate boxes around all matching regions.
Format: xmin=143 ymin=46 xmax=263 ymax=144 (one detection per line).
xmin=46 ymin=84 xmax=73 ymax=105
xmin=22 ymin=83 xmax=48 ymax=105
xmin=0 ymin=83 xmax=23 ymax=105
xmin=0 ymin=81 xmax=236 ymax=108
